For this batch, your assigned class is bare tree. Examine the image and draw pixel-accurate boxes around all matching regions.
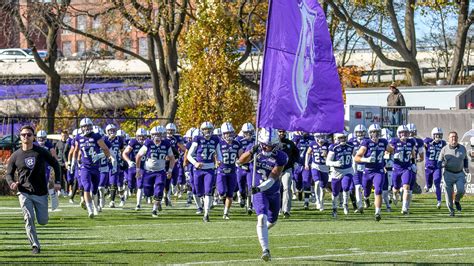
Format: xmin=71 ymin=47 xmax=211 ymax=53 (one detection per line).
xmin=3 ymin=0 xmax=71 ymax=132
xmin=325 ymin=0 xmax=423 ymax=86
xmin=448 ymin=0 xmax=473 ymax=85
xmin=59 ymin=1 xmax=188 ymax=122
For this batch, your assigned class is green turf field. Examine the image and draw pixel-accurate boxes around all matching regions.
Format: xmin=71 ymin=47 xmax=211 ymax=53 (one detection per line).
xmin=1 ymin=194 xmax=474 ymax=264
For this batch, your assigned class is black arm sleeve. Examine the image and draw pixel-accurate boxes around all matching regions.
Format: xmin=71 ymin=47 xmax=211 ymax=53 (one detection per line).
xmin=5 ymin=153 xmax=17 ymax=186
xmin=43 ymin=149 xmax=62 ymax=184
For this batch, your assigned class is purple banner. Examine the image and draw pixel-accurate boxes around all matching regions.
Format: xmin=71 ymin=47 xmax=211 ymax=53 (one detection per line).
xmin=257 ymin=0 xmax=344 ymax=133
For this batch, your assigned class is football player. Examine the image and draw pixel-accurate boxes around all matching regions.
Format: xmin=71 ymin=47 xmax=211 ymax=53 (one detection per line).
xmin=424 ymin=127 xmax=446 ymax=208
xmin=305 ymin=133 xmax=330 ymax=211
xmin=122 ymin=128 xmax=147 ymax=210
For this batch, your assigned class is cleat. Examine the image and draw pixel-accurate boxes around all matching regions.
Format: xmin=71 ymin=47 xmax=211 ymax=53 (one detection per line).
xmin=32 ymin=246 xmax=40 ymax=254
xmin=386 ymin=207 xmax=392 ymax=213
xmin=455 ymin=201 xmax=462 ymax=212
xmin=203 ymin=215 xmax=210 ymax=222
xmin=94 ymin=207 xmax=99 ymax=215
xmin=247 ymin=208 xmax=253 ymax=215
xmin=152 ymin=210 xmax=158 ymax=217
xmin=196 ymin=207 xmax=203 ymax=214
xmin=303 ymin=202 xmax=309 ymax=210
xmin=80 ymin=201 xmax=86 ymax=210
xmin=436 ymin=202 xmax=441 ymax=209
xmin=449 ymin=211 xmax=455 ymax=217
xmin=343 ymin=204 xmax=349 ymax=215
xmin=261 ymin=249 xmax=271 ymax=262
xmin=88 ymin=212 xmax=95 ymax=219
xmin=315 ymin=202 xmax=321 ymax=210
xmin=401 ymin=209 xmax=408 ymax=215
xmin=239 ymin=199 xmax=245 ymax=208
xmin=119 ymin=200 xmax=125 ymax=207
xmin=424 ymin=186 xmax=429 ymax=193
xmin=354 ymin=207 xmax=364 ymax=214
xmin=332 ymin=208 xmax=337 ymax=218
xmin=319 ymin=207 xmax=325 ymax=212
xmin=375 ymin=213 xmax=381 ymax=222
xmin=135 ymin=205 xmax=141 ymax=211
xmin=223 ymin=214 xmax=230 ymax=220
xmin=109 ymin=201 xmax=115 ymax=208
xmin=292 ymin=194 xmax=297 ymax=200
xmin=283 ymin=212 xmax=290 ymax=219
xmin=69 ymin=199 xmax=74 ymax=204
xmin=364 ymin=198 xmax=371 ymax=209
xmin=158 ymin=203 xmax=162 ymax=212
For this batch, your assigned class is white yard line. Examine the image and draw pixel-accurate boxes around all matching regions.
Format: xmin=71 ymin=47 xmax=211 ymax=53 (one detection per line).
xmin=3 ymin=225 xmax=474 ymax=249
xmin=181 ymin=247 xmax=474 ymax=265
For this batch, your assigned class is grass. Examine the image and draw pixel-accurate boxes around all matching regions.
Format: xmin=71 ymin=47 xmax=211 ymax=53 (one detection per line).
xmin=1 ymin=193 xmax=474 ymax=264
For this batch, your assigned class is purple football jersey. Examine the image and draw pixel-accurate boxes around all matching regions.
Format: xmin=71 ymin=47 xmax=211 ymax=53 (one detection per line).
xmin=219 ymin=139 xmax=241 ymax=173
xmin=424 ymin=138 xmax=446 ymax=168
xmin=411 ymin=137 xmax=424 ymax=157
xmin=329 ymin=143 xmax=354 ymax=169
xmin=127 ymin=138 xmax=146 ymax=170
xmin=192 ymin=135 xmax=220 ymax=164
xmin=105 ymin=136 xmax=124 ymax=161
xmin=390 ymin=138 xmax=415 ymax=168
xmin=295 ymin=135 xmax=315 ymax=164
xmin=360 ymin=138 xmax=388 ymax=170
xmin=143 ymin=139 xmax=172 ymax=162
xmin=246 ymin=147 xmax=288 ymax=194
xmin=308 ymin=141 xmax=329 ymax=165
xmin=75 ymin=132 xmax=103 ymax=168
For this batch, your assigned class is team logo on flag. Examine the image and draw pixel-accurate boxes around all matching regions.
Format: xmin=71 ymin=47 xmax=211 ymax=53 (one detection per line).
xmin=292 ymin=0 xmax=316 ymax=113
xmin=25 ymin=157 xmax=35 ymax=169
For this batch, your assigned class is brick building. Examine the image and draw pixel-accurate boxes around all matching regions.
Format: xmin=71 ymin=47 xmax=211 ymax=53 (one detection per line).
xmin=1 ymin=0 xmax=149 ymax=58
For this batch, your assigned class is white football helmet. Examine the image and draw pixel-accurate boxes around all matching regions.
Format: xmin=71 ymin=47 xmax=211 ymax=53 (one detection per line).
xmin=381 ymin=128 xmax=392 ymax=140
xmin=213 ymin=128 xmax=222 ymax=136
xmin=406 ymin=123 xmax=417 ymax=137
xmin=72 ymin=128 xmax=80 ymax=137
xmin=92 ymin=125 xmax=104 ymax=136
xmin=36 ymin=130 xmax=47 ymax=145
xmin=200 ymin=122 xmax=214 ymax=138
xmin=150 ymin=125 xmax=166 ymax=141
xmin=79 ymin=118 xmax=93 ymax=135
xmin=241 ymin=122 xmax=255 ymax=138
xmin=184 ymin=127 xmax=196 ymax=140
xmin=397 ymin=125 xmax=409 ymax=140
xmin=221 ymin=122 xmax=235 ymax=142
xmin=105 ymin=124 xmax=117 ymax=137
xmin=165 ymin=123 xmax=177 ymax=136
xmin=353 ymin=124 xmax=367 ymax=139
xmin=431 ymin=127 xmax=443 ymax=142
xmin=116 ymin=129 xmax=125 ymax=137
xmin=334 ymin=132 xmax=347 ymax=144
xmin=258 ymin=128 xmax=279 ymax=156
xmin=135 ymin=128 xmax=148 ymax=144
xmin=368 ymin=124 xmax=382 ymax=141
xmin=192 ymin=128 xmax=202 ymax=138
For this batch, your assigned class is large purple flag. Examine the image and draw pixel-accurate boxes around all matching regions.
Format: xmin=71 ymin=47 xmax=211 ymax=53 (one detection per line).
xmin=257 ymin=0 xmax=344 ymax=133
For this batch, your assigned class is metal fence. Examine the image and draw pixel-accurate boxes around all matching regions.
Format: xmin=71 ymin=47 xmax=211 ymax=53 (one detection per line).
xmin=0 ymin=115 xmax=170 ymax=157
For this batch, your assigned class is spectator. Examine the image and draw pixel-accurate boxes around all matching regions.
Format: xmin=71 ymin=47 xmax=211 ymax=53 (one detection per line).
xmin=387 ymin=82 xmax=406 ymax=125
xmin=437 ymin=131 xmax=469 ymax=217
xmin=467 ymin=102 xmax=473 ymax=109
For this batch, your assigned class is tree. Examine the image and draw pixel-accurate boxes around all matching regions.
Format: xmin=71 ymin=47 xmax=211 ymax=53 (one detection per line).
xmin=3 ymin=0 xmax=71 ymax=132
xmin=176 ymin=1 xmax=254 ymax=131
xmin=325 ymin=0 xmax=424 ymax=86
xmin=59 ymin=0 xmax=188 ymax=122
xmin=448 ymin=0 xmax=473 ymax=85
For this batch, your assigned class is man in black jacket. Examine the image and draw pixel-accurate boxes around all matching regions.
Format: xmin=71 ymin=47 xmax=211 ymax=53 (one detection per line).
xmin=5 ymin=125 xmax=61 ymax=254
xmin=54 ymin=130 xmax=70 ymax=196
xmin=277 ymin=130 xmax=299 ymax=218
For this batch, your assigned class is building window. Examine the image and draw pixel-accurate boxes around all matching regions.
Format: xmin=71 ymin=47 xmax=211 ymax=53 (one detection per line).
xmin=77 ymin=15 xmax=87 ymax=31
xmin=92 ymin=41 xmax=100 ymax=52
xmin=77 ymin=40 xmax=86 ymax=54
xmin=92 ymin=17 xmax=101 ymax=30
xmin=123 ymin=38 xmax=132 ymax=58
xmin=63 ymin=14 xmax=71 ymax=35
xmin=138 ymin=37 xmax=148 ymax=57
xmin=63 ymin=42 xmax=72 ymax=57
xmin=122 ymin=21 xmax=132 ymax=33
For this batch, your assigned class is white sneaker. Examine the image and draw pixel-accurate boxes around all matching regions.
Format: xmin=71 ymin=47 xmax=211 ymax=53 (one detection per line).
xmin=93 ymin=207 xmax=99 ymax=216
xmin=436 ymin=202 xmax=441 ymax=209
xmin=316 ymin=202 xmax=321 ymax=210
xmin=343 ymin=204 xmax=349 ymax=215
xmin=119 ymin=200 xmax=125 ymax=207
xmin=88 ymin=212 xmax=94 ymax=219
xmin=109 ymin=201 xmax=115 ymax=208
xmin=69 ymin=199 xmax=74 ymax=204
